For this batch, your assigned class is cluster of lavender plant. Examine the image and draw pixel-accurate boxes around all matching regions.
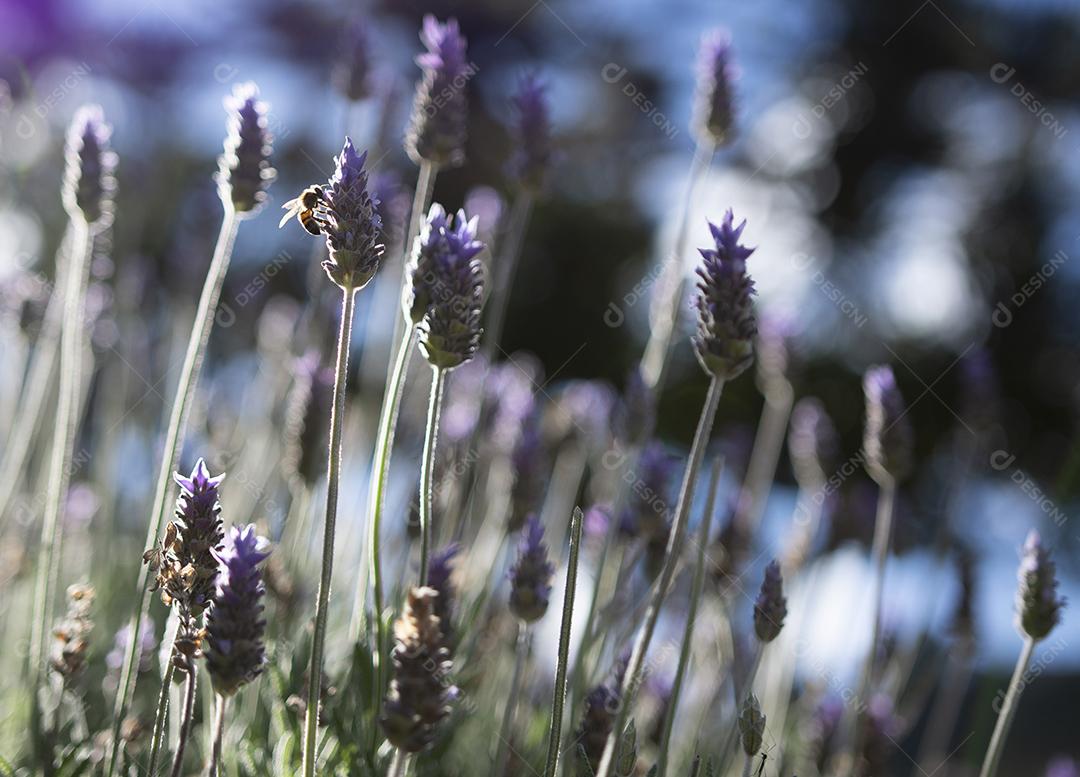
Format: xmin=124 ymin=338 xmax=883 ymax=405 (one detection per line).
xmin=1 ymin=11 xmax=1072 ymax=777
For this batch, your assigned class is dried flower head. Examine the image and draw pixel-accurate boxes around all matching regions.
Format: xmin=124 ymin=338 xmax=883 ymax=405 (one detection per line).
xmin=788 ymin=397 xmax=838 ymax=490
xmin=509 ymin=516 xmax=555 ymax=623
xmin=403 ymin=204 xmax=486 ymax=370
xmin=203 ymin=524 xmax=270 ymax=696
xmin=1016 ymin=530 xmax=1065 ymax=641
xmin=692 ymin=29 xmax=737 ymax=147
xmin=380 ymin=587 xmax=456 ymax=752
xmin=862 ymin=365 xmax=913 ymax=485
xmin=317 ymin=138 xmax=386 ymax=290
xmin=216 ymin=83 xmax=275 ymax=216
xmin=282 ymin=352 xmax=334 ymax=492
xmin=333 ymin=21 xmax=374 ymax=102
xmin=754 ymin=560 xmax=787 ymax=642
xmin=62 ymin=105 xmax=117 ymax=228
xmin=405 ymin=15 xmax=470 ymax=168
xmin=692 ymin=210 xmax=757 ymax=381
xmin=738 ymin=693 xmax=765 ymax=757
xmin=50 ymin=583 xmax=95 ymax=680
xmin=507 ymin=72 xmax=554 ymax=192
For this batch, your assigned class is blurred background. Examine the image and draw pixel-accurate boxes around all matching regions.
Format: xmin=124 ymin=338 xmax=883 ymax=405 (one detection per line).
xmin=1 ymin=0 xmax=1079 ymax=773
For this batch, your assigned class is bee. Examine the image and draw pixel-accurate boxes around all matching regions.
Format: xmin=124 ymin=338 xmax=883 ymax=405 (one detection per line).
xmin=279 ymin=185 xmax=325 ymax=235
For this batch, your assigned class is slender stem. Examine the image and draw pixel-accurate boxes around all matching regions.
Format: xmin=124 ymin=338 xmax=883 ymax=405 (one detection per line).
xmin=419 ymin=367 xmax=445 ymax=585
xmin=594 ymin=376 xmax=725 ymax=777
xmin=302 ymin=284 xmax=357 ymax=777
xmin=169 ymin=667 xmax=198 ymax=777
xmin=482 ymin=191 xmax=534 ymax=361
xmin=741 ymin=753 xmax=753 ymax=777
xmin=852 ymin=476 xmax=896 ymax=757
xmin=639 ymin=140 xmax=715 ymax=392
xmin=29 ymin=217 xmax=90 ymax=711
xmin=494 ymin=622 xmax=530 ymax=776
xmin=208 ymin=694 xmax=227 ymax=777
xmin=108 ymin=208 xmax=241 ymax=777
xmin=978 ymin=637 xmax=1035 ymax=777
xmin=543 ymin=507 xmax=584 ymax=777
xmin=657 ymin=457 xmax=723 ymax=777
xmin=387 ymin=749 xmax=408 ymax=777
xmin=732 ymin=378 xmax=793 ymax=538
xmin=147 ymin=660 xmax=176 ymax=774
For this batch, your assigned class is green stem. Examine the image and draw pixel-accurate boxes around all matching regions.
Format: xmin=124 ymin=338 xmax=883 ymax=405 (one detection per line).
xmin=302 ymin=284 xmax=357 ymax=777
xmin=656 ymin=457 xmax=723 ymax=777
xmin=29 ymin=217 xmax=91 ymax=717
xmin=978 ymin=637 xmax=1035 ymax=777
xmin=639 ymin=140 xmax=715 ymax=393
xmin=207 ymin=694 xmax=227 ymax=777
xmin=594 ymin=376 xmax=725 ymax=777
xmin=169 ymin=666 xmax=198 ymax=777
xmin=543 ymin=507 xmax=584 ymax=777
xmin=108 ymin=207 xmax=240 ymax=777
xmin=387 ymin=749 xmax=408 ymax=777
xmin=419 ymin=367 xmax=445 ymax=586
xmin=147 ymin=658 xmax=176 ymax=774
xmin=494 ymin=622 xmax=530 ymax=776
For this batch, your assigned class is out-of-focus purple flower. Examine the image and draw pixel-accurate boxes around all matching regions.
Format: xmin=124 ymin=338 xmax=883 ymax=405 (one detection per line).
xmin=692 ymin=29 xmax=737 ymax=147
xmin=788 ymin=397 xmax=838 ymax=490
xmin=692 ymin=210 xmax=756 ymax=381
xmin=1016 ymin=530 xmax=1065 ymax=641
xmin=620 ymin=441 xmax=678 ymax=540
xmin=756 ymin=313 xmax=795 ymax=386
xmin=371 ymin=169 xmax=409 ymax=247
xmin=554 ymin=380 xmax=616 ymax=449
xmin=509 ymin=516 xmax=555 ymax=623
xmin=426 ymin=543 xmax=460 ymax=646
xmin=858 ymin=694 xmax=900 ymax=776
xmin=509 ymin=403 xmax=546 ymax=531
xmin=106 ymin=619 xmax=157 ymax=675
xmin=442 ymin=354 xmax=488 ymax=444
xmin=318 ymin=137 xmax=386 ymax=290
xmin=464 ymin=186 xmax=504 ymax=244
xmin=576 ymin=683 xmax=620 ymax=773
xmin=333 ymin=20 xmax=374 ymax=102
xmin=614 ymin=367 xmax=654 ymax=448
xmin=805 ymin=695 xmax=844 ymax=773
xmin=583 ymin=502 xmax=614 ymax=544
xmin=215 ymin=83 xmax=275 ymax=216
xmin=486 ymin=356 xmax=543 ymax=451
xmin=404 ymin=204 xmax=486 ymax=370
xmin=282 ymin=352 xmax=335 ymax=492
xmin=203 ymin=524 xmax=270 ymax=696
xmin=63 ymin=105 xmax=117 ymax=227
xmin=753 ymin=560 xmax=787 ymax=642
xmin=862 ymin=365 xmax=913 ymax=485
xmin=507 ymin=72 xmax=554 ymax=192
xmin=405 ymin=15 xmax=470 ymax=168
xmin=1045 ymin=757 xmax=1080 ymax=777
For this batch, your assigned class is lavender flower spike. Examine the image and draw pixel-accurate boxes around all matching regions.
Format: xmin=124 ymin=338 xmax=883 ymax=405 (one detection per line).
xmin=427 ymin=543 xmax=461 ymax=646
xmin=509 ymin=516 xmax=555 ymax=623
xmin=692 ymin=29 xmax=737 ymax=147
xmin=754 ymin=560 xmax=787 ymax=643
xmin=405 ymin=15 xmax=470 ymax=168
xmin=62 ymin=105 xmax=117 ymax=228
xmin=862 ymin=365 xmax=913 ymax=485
xmin=203 ymin=524 xmax=270 ymax=696
xmin=1016 ymin=530 xmax=1065 ymax=641
xmin=508 ymin=72 xmax=554 ymax=192
xmin=319 ymin=138 xmax=386 ymax=290
xmin=404 ymin=204 xmax=486 ymax=370
xmin=692 ymin=210 xmax=757 ymax=381
xmin=215 ymin=83 xmax=276 ymax=216
xmin=333 ymin=21 xmax=374 ymax=102
xmin=282 ymin=353 xmax=334 ymax=492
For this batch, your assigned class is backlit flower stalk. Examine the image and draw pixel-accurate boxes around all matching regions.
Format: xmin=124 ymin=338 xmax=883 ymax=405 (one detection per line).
xmin=283 ymin=138 xmax=384 ymax=777
xmin=203 ymin=524 xmax=270 ymax=777
xmin=109 ymin=83 xmax=273 ymax=777
xmin=31 ymin=106 xmax=115 ymax=729
xmin=640 ymin=29 xmax=737 ymax=393
xmin=595 ymin=212 xmax=757 ymax=777
xmin=407 ymin=205 xmax=485 ymax=584
xmin=978 ymin=531 xmax=1065 ymax=777
xmin=853 ymin=364 xmax=912 ymax=753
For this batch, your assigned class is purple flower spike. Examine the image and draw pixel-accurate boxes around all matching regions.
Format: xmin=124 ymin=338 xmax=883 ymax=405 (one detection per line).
xmin=334 ymin=21 xmax=374 ymax=102
xmin=692 ymin=29 xmax=737 ymax=147
xmin=404 ymin=204 xmax=486 ymax=370
xmin=508 ymin=72 xmax=554 ymax=193
xmin=318 ymin=137 xmax=386 ymax=290
xmin=204 ymin=524 xmax=270 ymax=696
xmin=427 ymin=543 xmax=461 ymax=645
xmin=282 ymin=352 xmax=335 ymax=491
xmin=753 ymin=560 xmax=787 ymax=643
xmin=1016 ymin=530 xmax=1065 ymax=641
xmin=862 ymin=365 xmax=913 ymax=485
xmin=62 ymin=105 xmax=117 ymax=228
xmin=619 ymin=441 xmax=678 ymax=539
xmin=509 ymin=516 xmax=555 ymax=623
xmin=216 ymin=83 xmax=275 ymax=216
xmin=406 ymin=15 xmax=470 ymax=168
xmin=692 ymin=210 xmax=757 ymax=381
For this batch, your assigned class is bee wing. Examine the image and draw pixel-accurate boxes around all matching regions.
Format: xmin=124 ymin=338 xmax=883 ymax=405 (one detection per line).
xmin=278 ymin=207 xmax=297 ymax=229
